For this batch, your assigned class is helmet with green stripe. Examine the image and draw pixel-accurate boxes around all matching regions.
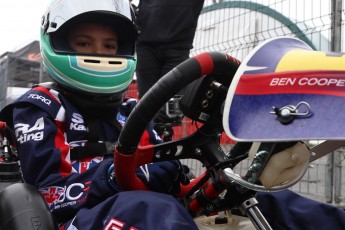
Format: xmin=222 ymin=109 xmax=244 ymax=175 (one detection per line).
xmin=40 ymin=0 xmax=137 ymax=102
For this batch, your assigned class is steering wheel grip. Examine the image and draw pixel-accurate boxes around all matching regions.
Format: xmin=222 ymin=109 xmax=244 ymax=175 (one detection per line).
xmin=114 ymin=145 xmax=154 ymax=190
xmin=114 ymin=52 xmax=240 ymax=192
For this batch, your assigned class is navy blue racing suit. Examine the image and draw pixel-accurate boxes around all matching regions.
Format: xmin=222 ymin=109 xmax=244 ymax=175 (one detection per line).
xmin=0 ymin=85 xmax=197 ymax=229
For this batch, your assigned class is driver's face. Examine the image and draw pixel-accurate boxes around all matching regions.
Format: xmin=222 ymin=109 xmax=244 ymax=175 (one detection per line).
xmin=67 ymin=23 xmax=118 ymax=55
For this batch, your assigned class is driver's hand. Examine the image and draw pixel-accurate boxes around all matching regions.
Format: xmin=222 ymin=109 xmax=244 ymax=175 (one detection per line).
xmin=136 ymin=160 xmax=190 ymax=195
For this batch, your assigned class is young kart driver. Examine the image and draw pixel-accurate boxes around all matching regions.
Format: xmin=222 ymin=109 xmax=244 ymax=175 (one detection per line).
xmin=0 ymin=0 xmax=196 ymax=229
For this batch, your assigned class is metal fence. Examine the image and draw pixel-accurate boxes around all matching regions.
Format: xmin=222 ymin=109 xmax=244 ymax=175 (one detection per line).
xmin=192 ymin=0 xmax=334 ymax=57
xmin=180 ymin=0 xmax=345 ymax=207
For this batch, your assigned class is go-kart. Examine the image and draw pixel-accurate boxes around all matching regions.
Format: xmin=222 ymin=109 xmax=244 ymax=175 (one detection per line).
xmin=1 ymin=36 xmax=345 ymax=230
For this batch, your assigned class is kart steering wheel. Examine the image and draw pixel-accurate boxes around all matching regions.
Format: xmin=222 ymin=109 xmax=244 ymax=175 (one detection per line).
xmin=114 ymin=52 xmax=240 ymax=195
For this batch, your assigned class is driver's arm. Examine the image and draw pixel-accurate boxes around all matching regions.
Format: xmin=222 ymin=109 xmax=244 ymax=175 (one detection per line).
xmin=12 ymin=104 xmax=118 ymax=224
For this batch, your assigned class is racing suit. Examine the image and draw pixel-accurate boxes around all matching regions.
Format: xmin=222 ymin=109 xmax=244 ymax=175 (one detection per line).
xmin=0 ymin=85 xmax=197 ymax=229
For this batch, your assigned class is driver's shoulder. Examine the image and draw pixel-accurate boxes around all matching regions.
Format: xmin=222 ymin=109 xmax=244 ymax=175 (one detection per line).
xmin=0 ymin=84 xmax=65 ymax=125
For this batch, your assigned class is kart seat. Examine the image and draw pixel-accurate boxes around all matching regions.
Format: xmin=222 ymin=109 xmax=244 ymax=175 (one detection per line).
xmin=0 ymin=183 xmax=58 ymax=230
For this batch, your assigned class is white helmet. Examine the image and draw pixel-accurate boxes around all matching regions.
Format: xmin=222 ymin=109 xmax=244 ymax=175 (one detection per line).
xmin=40 ymin=0 xmax=137 ymax=97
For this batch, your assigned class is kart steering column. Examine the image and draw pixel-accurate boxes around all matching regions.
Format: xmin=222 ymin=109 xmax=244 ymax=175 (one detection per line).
xmin=114 ymin=52 xmax=240 ymax=191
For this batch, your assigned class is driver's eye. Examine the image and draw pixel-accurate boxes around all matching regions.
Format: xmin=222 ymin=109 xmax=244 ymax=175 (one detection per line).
xmin=76 ymin=41 xmax=90 ymax=47
xmin=105 ymin=43 xmax=117 ymax=50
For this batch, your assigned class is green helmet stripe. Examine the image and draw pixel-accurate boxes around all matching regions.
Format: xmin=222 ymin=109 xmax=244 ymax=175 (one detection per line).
xmin=43 ymin=53 xmax=134 ymax=93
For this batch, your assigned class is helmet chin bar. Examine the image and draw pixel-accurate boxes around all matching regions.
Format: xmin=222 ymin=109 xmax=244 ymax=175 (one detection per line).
xmin=224 ymin=142 xmax=311 ymax=192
